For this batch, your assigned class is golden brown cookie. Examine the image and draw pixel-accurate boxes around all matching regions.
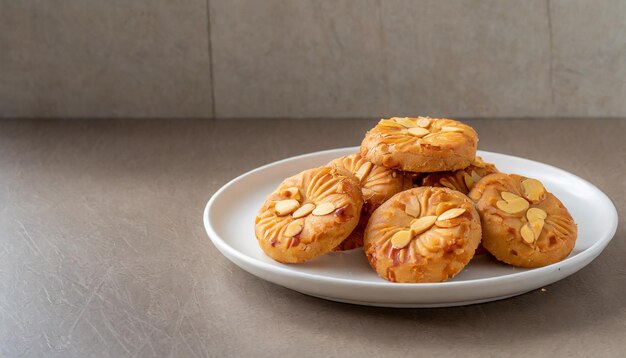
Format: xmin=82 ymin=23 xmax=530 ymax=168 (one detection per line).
xmin=327 ymin=153 xmax=410 ymax=250
xmin=328 ymin=153 xmax=409 ymax=214
xmin=360 ymin=117 xmax=478 ymax=173
xmin=255 ymin=167 xmax=363 ymax=263
xmin=421 ymin=156 xmax=499 ymax=194
xmin=364 ymin=187 xmax=481 ymax=283
xmin=468 ymin=173 xmax=577 ymax=268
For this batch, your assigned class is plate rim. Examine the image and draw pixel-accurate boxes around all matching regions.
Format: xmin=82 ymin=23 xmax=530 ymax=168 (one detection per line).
xmin=203 ymin=147 xmax=618 ymax=291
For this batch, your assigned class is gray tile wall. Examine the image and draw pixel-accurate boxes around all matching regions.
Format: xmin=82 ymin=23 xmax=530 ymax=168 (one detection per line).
xmin=551 ymin=0 xmax=626 ymax=117
xmin=0 ymin=0 xmax=213 ymax=118
xmin=1 ymin=0 xmax=625 ymax=119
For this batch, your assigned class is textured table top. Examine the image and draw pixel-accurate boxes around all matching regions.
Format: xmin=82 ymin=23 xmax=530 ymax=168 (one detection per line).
xmin=0 ymin=118 xmax=624 ymax=357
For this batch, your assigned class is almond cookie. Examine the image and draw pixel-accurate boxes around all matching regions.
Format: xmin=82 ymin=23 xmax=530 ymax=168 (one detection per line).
xmin=328 ymin=153 xmax=410 ymax=250
xmin=364 ymin=187 xmax=481 ymax=283
xmin=468 ymin=173 xmax=577 ymax=268
xmin=255 ymin=166 xmax=363 ymax=263
xmin=360 ymin=117 xmax=478 ymax=173
xmin=422 ymin=156 xmax=499 ymax=194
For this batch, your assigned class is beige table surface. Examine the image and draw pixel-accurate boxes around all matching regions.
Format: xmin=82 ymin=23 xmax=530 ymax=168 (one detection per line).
xmin=0 ymin=118 xmax=624 ymax=357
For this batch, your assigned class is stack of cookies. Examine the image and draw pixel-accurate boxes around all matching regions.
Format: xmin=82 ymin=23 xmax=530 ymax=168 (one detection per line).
xmin=254 ymin=117 xmax=577 ymax=283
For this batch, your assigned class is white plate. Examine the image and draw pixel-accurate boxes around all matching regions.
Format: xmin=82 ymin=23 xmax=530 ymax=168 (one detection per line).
xmin=203 ymin=148 xmax=618 ymax=307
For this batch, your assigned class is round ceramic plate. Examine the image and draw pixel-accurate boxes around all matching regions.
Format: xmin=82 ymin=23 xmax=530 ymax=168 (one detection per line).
xmin=203 ymin=148 xmax=618 ymax=307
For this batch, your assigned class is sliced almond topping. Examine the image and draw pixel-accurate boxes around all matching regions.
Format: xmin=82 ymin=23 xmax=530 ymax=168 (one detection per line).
xmin=292 ymin=203 xmax=316 ymax=219
xmin=530 ymin=218 xmax=545 ymax=238
xmin=496 ymin=191 xmax=529 ymax=214
xmin=462 ymin=172 xmax=474 ymax=190
xmin=379 ymin=119 xmax=404 ymax=128
xmin=404 ymin=196 xmax=421 ymax=217
xmin=440 ymin=126 xmax=463 ymax=132
xmin=437 ymin=208 xmax=466 ymax=221
xmin=472 ymin=157 xmax=486 ymax=168
xmin=284 ymin=218 xmax=304 ymax=237
xmin=470 ymin=170 xmax=482 ymax=183
xmin=527 ymin=207 xmax=547 ymax=221
xmin=394 ymin=117 xmax=417 ymax=128
xmin=526 ymin=208 xmax=547 ymax=238
xmin=522 ymin=178 xmax=546 ymax=202
xmin=312 ymin=202 xmax=336 ymax=216
xmin=275 ymin=199 xmax=300 ymax=216
xmin=280 ymin=187 xmax=301 ymax=200
xmin=501 ymin=191 xmax=522 ymax=201
xmin=416 ymin=117 xmax=432 ymax=128
xmin=355 ymin=161 xmax=373 ymax=182
xmin=410 ymin=215 xmax=438 ymax=235
xmin=434 ymin=219 xmax=458 ymax=228
xmin=438 ymin=177 xmax=457 ymax=190
xmin=390 ymin=230 xmax=413 ymax=249
xmin=496 ymin=198 xmax=529 ymax=214
xmin=520 ymin=224 xmax=535 ymax=244
xmin=407 ymin=127 xmax=430 ymax=137
xmin=435 ymin=202 xmax=456 ymax=216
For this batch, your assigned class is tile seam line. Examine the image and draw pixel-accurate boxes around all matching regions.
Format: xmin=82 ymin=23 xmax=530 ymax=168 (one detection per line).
xmin=377 ymin=0 xmax=391 ymax=115
xmin=547 ymin=0 xmax=555 ymax=108
xmin=206 ymin=0 xmax=217 ymax=119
